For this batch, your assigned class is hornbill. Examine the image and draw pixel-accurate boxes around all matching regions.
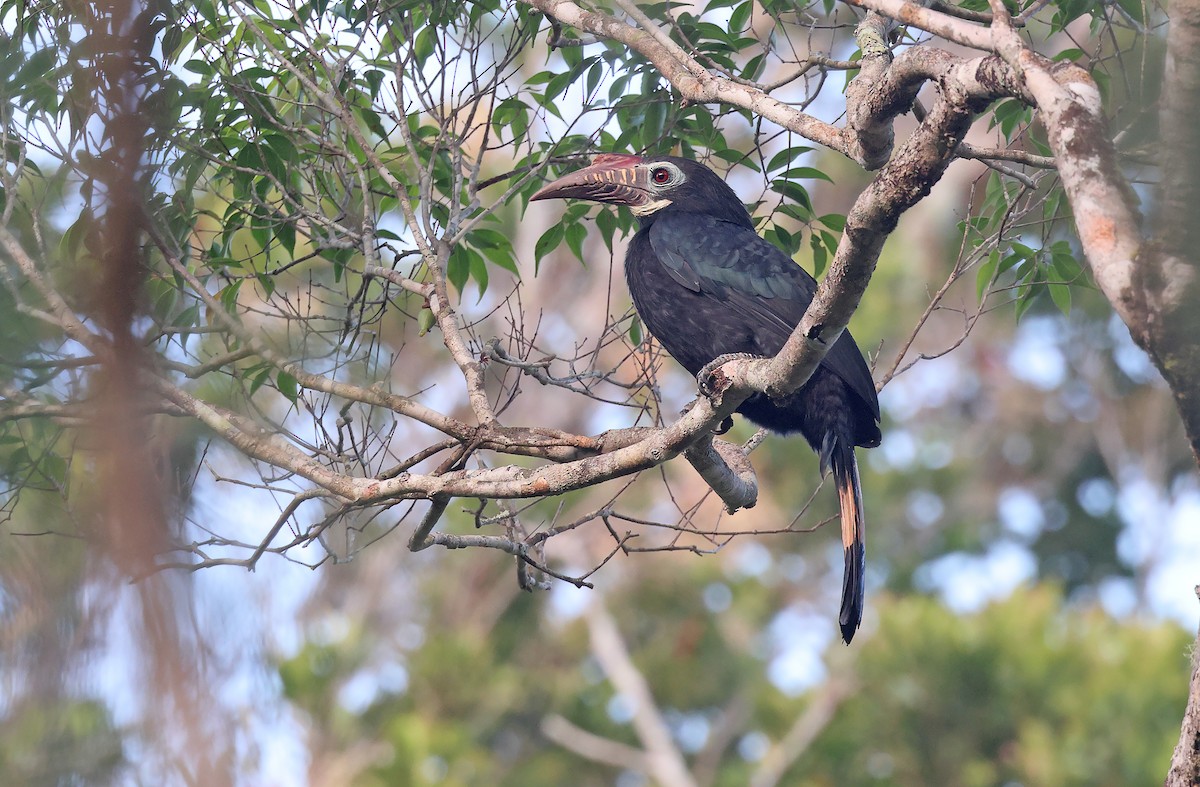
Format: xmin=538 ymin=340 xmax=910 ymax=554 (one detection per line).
xmin=531 ymin=154 xmax=881 ymax=643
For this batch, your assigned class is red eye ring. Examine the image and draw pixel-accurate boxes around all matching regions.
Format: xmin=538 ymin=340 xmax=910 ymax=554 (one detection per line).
xmin=651 ymin=166 xmax=672 ymax=184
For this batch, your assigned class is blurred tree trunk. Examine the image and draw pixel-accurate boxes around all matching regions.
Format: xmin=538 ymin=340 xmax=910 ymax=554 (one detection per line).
xmin=1144 ymin=0 xmax=1200 ymax=467
xmin=1161 ymin=0 xmax=1200 ymax=780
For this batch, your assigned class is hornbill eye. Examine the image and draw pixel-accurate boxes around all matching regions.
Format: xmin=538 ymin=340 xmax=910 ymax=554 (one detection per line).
xmin=651 ymin=166 xmax=672 ymax=185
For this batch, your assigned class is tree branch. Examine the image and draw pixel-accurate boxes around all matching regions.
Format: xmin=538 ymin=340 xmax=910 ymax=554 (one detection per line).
xmin=542 ymin=714 xmax=651 ymax=772
xmin=984 ymin=2 xmax=1200 ymax=459
xmin=841 ymin=0 xmax=998 ymax=51
xmin=1167 ymin=587 xmax=1200 ymax=786
xmin=529 ymin=0 xmax=1028 ymax=435
xmin=749 ymin=678 xmax=855 ymax=787
xmin=734 ymin=53 xmax=1012 ymax=402
xmin=522 ymin=0 xmax=850 ymax=156
xmin=684 ymin=434 xmax=758 ymax=512
xmin=584 ymin=600 xmax=698 ymax=787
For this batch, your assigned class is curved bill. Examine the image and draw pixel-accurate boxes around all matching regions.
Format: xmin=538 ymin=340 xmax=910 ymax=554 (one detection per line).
xmin=530 ymin=154 xmax=650 ymax=206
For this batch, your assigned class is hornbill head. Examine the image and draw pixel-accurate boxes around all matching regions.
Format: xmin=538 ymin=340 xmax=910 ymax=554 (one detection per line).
xmin=531 ymin=154 xmax=752 ymax=228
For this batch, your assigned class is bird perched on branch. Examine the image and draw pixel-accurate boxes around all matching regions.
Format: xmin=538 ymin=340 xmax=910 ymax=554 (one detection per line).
xmin=532 ymin=154 xmax=881 ymax=643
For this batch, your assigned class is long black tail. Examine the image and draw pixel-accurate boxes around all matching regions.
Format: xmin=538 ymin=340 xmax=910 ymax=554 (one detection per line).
xmin=828 ymin=436 xmax=865 ymax=644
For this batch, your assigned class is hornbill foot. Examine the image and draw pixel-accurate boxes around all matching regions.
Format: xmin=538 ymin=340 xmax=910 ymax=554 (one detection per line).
xmin=697 ymin=352 xmax=763 ymax=398
xmin=679 ymin=401 xmax=734 ymax=434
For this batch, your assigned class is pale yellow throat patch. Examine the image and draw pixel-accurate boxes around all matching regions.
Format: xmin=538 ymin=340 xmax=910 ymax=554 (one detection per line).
xmin=631 ymin=198 xmax=672 ymax=217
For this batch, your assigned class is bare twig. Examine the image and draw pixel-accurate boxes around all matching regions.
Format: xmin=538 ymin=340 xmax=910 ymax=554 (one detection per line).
xmin=542 ymin=714 xmax=651 ymax=771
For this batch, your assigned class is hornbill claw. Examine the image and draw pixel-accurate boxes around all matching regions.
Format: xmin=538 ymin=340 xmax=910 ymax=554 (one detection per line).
xmin=697 ymin=352 xmax=762 ymax=398
xmin=678 ymin=401 xmax=735 ymax=435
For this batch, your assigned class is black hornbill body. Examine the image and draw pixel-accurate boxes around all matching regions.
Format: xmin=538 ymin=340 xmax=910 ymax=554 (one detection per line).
xmin=532 ymin=154 xmax=881 ymax=642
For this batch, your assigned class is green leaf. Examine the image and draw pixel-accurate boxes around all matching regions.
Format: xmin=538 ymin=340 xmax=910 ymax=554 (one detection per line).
xmin=817 ymin=213 xmax=846 ymax=232
xmin=257 ymin=272 xmax=276 ymax=298
xmin=595 ymin=207 xmax=617 ymax=252
xmin=545 ymin=70 xmax=576 ymax=104
xmin=413 ymin=26 xmax=436 ymax=62
xmin=642 ymin=99 xmax=667 ymax=147
xmin=765 ymin=226 xmax=792 ymax=254
xmin=469 ymin=249 xmax=489 ymax=299
xmin=18 ymin=48 xmax=56 ymax=88
xmin=176 ymin=304 xmax=201 ymax=337
xmin=183 ymin=59 xmax=214 ymax=76
xmin=1048 ymin=282 xmax=1072 ymax=315
xmin=990 ymin=99 xmax=1030 ymax=139
xmin=263 ymin=134 xmax=297 ymax=171
xmin=771 ymin=179 xmax=813 ymax=213
xmin=276 ymin=219 xmax=296 ymax=257
xmin=471 ymin=230 xmax=520 ymax=277
xmin=586 ymin=61 xmax=603 ymax=98
xmin=728 ymin=1 xmax=753 ymax=32
xmin=810 ymin=233 xmax=828 ymax=278
xmin=780 ymin=166 xmax=833 ymax=183
xmin=162 ymin=26 xmax=183 ymax=60
xmin=1052 ymin=48 xmax=1086 ymax=63
xmin=766 ymin=147 xmax=814 ymax=174
xmin=447 ymin=245 xmax=470 ymax=294
xmin=1043 ymin=187 xmax=1066 ymax=223
xmin=712 ymin=148 xmax=754 ymax=168
xmin=417 ymin=308 xmax=436 ymax=336
xmin=1010 ymin=241 xmax=1037 ymax=261
xmin=534 ymin=222 xmax=565 ymax=273
xmin=277 ymin=371 xmax=299 ymax=403
xmin=775 ymin=203 xmax=811 ymax=222
xmin=1115 ymin=0 xmax=1144 ymax=23
xmin=59 ymin=210 xmax=94 ymax=261
xmin=248 ymin=365 xmax=272 ymax=396
xmin=1051 ymin=245 xmax=1082 ymax=282
xmin=628 ymin=315 xmax=642 ymax=346
xmin=492 ymin=98 xmax=529 ymax=138
xmin=219 ymin=281 xmax=242 ymax=313
xmin=565 ymin=221 xmax=587 ymax=262
xmin=40 ymin=452 xmax=67 ymax=486
xmin=364 ymin=69 xmax=385 ymax=98
xmin=257 ymin=143 xmax=289 ymax=185
xmin=818 ymin=230 xmax=838 ymax=256
xmin=741 ymin=54 xmax=766 ymax=81
xmin=1054 ymin=0 xmax=1096 ymax=26
xmin=976 ymin=248 xmax=1000 ymax=300
xmin=1014 ymin=288 xmax=1037 ymax=321
xmin=356 ymin=105 xmax=389 ymax=140
xmin=609 ymin=74 xmax=630 ymax=104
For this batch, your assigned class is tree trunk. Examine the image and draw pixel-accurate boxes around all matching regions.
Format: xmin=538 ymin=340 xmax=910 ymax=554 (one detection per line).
xmin=1144 ymin=0 xmax=1200 ymax=464
xmin=1166 ymin=590 xmax=1200 ymax=786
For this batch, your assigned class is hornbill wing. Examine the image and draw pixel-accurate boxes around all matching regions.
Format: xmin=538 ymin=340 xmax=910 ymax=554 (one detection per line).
xmin=648 ymin=213 xmax=879 ymax=420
